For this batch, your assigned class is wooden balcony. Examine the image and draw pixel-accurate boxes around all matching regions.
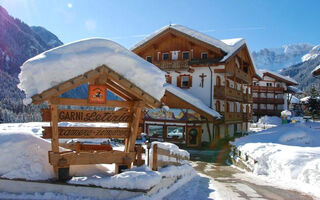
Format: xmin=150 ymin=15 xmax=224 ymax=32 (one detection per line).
xmin=243 ymin=113 xmax=253 ymax=122
xmin=253 ymin=97 xmax=284 ymax=104
xmin=243 ymin=94 xmax=253 ymax=103
xmin=188 ymin=58 xmax=221 ymax=65
xmin=234 ymin=68 xmax=250 ymax=83
xmin=214 ymin=86 xmax=243 ymax=101
xmin=152 ymin=60 xmax=189 ymax=70
xmin=252 ymin=86 xmax=284 ymax=93
xmin=253 ymin=109 xmax=282 ymax=116
xmin=223 ymin=112 xmax=243 ymax=122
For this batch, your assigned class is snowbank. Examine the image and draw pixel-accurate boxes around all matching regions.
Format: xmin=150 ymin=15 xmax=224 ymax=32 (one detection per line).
xmin=257 ymin=116 xmax=281 ymax=126
xmin=281 ymin=110 xmax=292 ymax=116
xmin=231 ymin=122 xmax=320 ymax=193
xmin=18 ymin=38 xmax=166 ymax=104
xmin=0 ymin=130 xmax=54 ymax=180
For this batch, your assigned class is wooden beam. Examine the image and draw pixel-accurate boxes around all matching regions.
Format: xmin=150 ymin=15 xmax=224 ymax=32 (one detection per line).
xmin=127 ymin=102 xmax=143 ymax=153
xmin=58 ymin=98 xmax=133 ymax=108
xmin=50 ymin=104 xmax=59 ymax=153
xmin=49 ymin=151 xmax=136 ymax=166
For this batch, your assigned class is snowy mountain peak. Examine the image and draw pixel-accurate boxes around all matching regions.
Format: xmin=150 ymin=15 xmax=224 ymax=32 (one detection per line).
xmin=301 ymin=44 xmax=320 ymax=62
xmin=252 ymin=43 xmax=313 ymax=72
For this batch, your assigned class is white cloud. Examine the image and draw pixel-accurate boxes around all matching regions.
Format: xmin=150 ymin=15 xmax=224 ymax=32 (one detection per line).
xmin=67 ymin=3 xmax=72 ymax=8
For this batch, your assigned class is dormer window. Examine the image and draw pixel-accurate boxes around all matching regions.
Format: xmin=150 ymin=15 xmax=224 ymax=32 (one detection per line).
xmin=182 ymin=52 xmax=189 ymax=60
xmin=162 ymin=53 xmax=169 ymax=60
xmin=146 ymin=56 xmax=152 ymax=63
xmin=201 ymin=52 xmax=208 ymax=59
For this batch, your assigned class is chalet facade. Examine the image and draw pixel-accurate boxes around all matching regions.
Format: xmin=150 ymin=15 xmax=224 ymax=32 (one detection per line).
xmin=132 ymin=24 xmax=261 ymax=147
xmin=252 ymin=70 xmax=298 ymax=121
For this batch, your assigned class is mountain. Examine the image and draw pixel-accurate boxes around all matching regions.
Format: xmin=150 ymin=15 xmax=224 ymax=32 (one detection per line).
xmin=280 ymin=51 xmax=320 ymax=91
xmin=0 ymin=5 xmax=63 ymax=77
xmin=0 ymin=6 xmax=62 ymax=122
xmin=302 ymin=45 xmax=320 ymax=62
xmin=251 ymin=43 xmax=313 ymax=72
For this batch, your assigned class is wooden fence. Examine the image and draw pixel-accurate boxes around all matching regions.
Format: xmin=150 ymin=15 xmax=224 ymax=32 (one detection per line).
xmin=151 ymin=144 xmax=189 ymax=171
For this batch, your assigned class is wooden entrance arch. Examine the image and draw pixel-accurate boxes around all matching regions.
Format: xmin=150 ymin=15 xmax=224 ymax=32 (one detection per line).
xmin=32 ymin=65 xmax=161 ymax=180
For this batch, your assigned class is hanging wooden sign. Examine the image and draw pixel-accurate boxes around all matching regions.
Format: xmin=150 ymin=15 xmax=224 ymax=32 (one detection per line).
xmin=42 ymin=109 xmax=132 ymax=123
xmin=42 ymin=127 xmax=129 ymax=139
xmin=88 ymin=85 xmax=107 ymax=104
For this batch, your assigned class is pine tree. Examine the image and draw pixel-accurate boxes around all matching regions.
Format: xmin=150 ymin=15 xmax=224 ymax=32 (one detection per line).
xmin=306 ymin=86 xmax=320 ymax=120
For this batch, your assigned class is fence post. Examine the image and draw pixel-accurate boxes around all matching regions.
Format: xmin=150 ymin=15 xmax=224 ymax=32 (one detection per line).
xmin=152 ymin=144 xmax=158 ymax=171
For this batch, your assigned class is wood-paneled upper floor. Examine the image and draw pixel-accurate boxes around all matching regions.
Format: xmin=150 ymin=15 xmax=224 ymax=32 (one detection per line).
xmin=131 ymin=24 xmax=261 ymax=82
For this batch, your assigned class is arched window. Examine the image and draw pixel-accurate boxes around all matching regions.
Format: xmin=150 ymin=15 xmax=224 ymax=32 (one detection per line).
xmin=216 ymin=76 xmax=221 ymax=86
xmin=216 ymin=101 xmax=220 ymax=112
xmin=226 ymin=102 xmax=230 ymax=112
xmin=226 ymin=80 xmax=230 ymax=87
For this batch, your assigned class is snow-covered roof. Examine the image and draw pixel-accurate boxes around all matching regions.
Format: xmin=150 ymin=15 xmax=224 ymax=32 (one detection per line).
xmin=131 ymin=24 xmax=262 ymax=79
xmin=260 ymin=69 xmax=298 ymax=85
xmin=287 ymin=86 xmax=303 ymax=94
xmin=312 ymin=64 xmax=320 ymax=76
xmin=289 ymin=94 xmax=300 ymax=104
xmin=164 ymin=84 xmax=221 ymax=119
xmin=18 ymin=38 xmax=166 ymax=104
xmin=131 ymin=24 xmax=231 ymax=53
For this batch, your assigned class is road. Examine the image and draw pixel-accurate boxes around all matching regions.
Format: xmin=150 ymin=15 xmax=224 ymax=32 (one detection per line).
xmin=186 ymin=149 xmax=316 ymax=200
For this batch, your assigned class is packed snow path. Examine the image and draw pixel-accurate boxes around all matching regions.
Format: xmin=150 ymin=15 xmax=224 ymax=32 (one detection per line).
xmin=166 ymin=149 xmax=316 ymax=200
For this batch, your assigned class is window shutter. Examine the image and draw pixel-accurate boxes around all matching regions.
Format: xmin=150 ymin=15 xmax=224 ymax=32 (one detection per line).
xmin=177 ymin=75 xmax=181 ymax=88
xmin=188 ymin=75 xmax=192 ymax=88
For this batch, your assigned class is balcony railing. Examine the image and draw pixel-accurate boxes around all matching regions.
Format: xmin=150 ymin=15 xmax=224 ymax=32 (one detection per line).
xmin=223 ymin=112 xmax=243 ymax=121
xmin=214 ymin=86 xmax=244 ymax=101
xmin=188 ymin=58 xmax=221 ymax=65
xmin=243 ymin=113 xmax=253 ymax=121
xmin=253 ymin=109 xmax=282 ymax=116
xmin=252 ymin=86 xmax=284 ymax=93
xmin=152 ymin=60 xmax=190 ymax=70
xmin=243 ymin=94 xmax=253 ymax=103
xmin=234 ymin=68 xmax=250 ymax=83
xmin=253 ymin=97 xmax=284 ymax=104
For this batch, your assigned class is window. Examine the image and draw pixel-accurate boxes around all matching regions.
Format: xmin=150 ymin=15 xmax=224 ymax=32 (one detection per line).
xmin=253 ymin=82 xmax=259 ymax=86
xmin=181 ymin=76 xmax=190 ymax=87
xmin=162 ymin=53 xmax=169 ymax=60
xmin=276 ymin=83 xmax=280 ymax=87
xmin=266 ymin=82 xmax=272 ymax=87
xmin=148 ymin=125 xmax=163 ymax=138
xmin=201 ymin=52 xmax=208 ymax=59
xmin=182 ymin=52 xmax=189 ymax=59
xmin=177 ymin=75 xmax=192 ymax=88
xmin=165 ymin=75 xmax=172 ymax=84
xmin=243 ymin=66 xmax=248 ymax=73
xmin=167 ymin=126 xmax=183 ymax=139
xmin=146 ymin=56 xmax=152 ymax=63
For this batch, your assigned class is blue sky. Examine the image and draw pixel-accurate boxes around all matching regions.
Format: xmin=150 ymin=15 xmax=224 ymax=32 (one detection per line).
xmin=1 ymin=0 xmax=320 ymax=51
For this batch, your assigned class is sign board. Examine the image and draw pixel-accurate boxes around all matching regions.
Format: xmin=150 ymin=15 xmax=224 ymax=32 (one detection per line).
xmin=42 ymin=109 xmax=132 ymax=123
xmin=42 ymin=127 xmax=129 ymax=139
xmin=88 ymin=85 xmax=107 ymax=104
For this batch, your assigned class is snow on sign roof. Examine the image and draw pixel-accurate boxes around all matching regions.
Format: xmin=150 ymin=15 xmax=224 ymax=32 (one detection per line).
xmin=18 ymin=38 xmax=166 ymax=104
xmin=164 ymin=84 xmax=221 ymax=119
xmin=260 ymin=69 xmax=298 ymax=85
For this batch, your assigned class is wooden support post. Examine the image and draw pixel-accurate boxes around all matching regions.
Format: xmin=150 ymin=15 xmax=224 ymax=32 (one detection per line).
xmin=206 ymin=120 xmax=212 ymax=143
xmin=50 ymin=103 xmax=59 ymax=178
xmin=152 ymin=144 xmax=158 ymax=171
xmin=127 ymin=102 xmax=143 ymax=153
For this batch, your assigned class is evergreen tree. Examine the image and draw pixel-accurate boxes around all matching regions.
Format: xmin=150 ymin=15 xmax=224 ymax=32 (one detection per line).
xmin=306 ymin=86 xmax=320 ymax=120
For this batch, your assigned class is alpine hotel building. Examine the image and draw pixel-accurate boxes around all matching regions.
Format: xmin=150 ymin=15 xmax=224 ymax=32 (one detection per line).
xmin=132 ymin=25 xmax=261 ymax=147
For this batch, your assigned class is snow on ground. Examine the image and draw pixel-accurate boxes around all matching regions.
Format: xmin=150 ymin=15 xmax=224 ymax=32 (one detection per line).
xmin=18 ymin=38 xmax=166 ymax=104
xmin=231 ymin=120 xmax=320 ymax=197
xmin=0 ymin=122 xmax=196 ymax=198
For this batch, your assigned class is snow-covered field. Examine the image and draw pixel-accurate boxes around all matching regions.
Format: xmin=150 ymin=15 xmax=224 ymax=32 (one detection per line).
xmin=232 ymin=118 xmax=320 ymax=198
xmin=0 ymin=122 xmax=196 ymax=199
